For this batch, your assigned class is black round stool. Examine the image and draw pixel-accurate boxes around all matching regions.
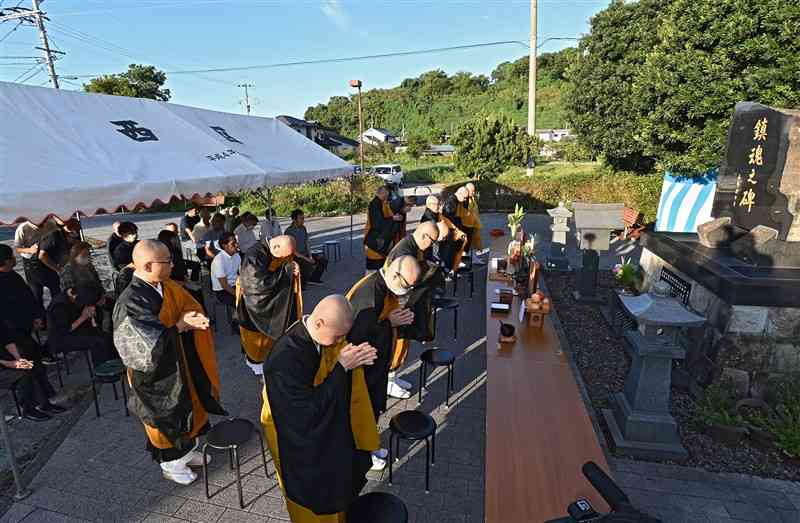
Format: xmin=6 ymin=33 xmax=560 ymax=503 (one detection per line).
xmin=452 ymin=265 xmax=474 ymax=298
xmin=432 ymin=297 xmax=459 ymax=341
xmin=347 ymin=492 xmax=408 ymax=523
xmin=418 ymin=349 xmax=455 ymax=408
xmin=202 ymin=418 xmax=270 ymax=509
xmin=388 ymin=410 xmax=436 ymax=493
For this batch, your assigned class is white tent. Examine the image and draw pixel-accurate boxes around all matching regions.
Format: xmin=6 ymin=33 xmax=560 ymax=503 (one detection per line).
xmin=0 ymin=81 xmax=350 ymax=224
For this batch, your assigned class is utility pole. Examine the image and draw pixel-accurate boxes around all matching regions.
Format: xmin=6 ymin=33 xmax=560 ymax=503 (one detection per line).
xmin=31 ymin=0 xmax=58 ymax=88
xmin=349 ymin=79 xmax=365 ymax=256
xmin=350 ymin=80 xmax=365 ymax=174
xmin=238 ymin=83 xmax=254 ymax=115
xmin=526 ymin=0 xmax=538 ymax=176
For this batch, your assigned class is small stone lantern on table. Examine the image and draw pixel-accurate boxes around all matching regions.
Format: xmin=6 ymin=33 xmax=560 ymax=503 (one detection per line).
xmin=602 ymin=281 xmax=705 ymax=461
xmin=572 ymin=203 xmax=624 ymax=303
xmin=546 ymin=202 xmax=572 ymax=271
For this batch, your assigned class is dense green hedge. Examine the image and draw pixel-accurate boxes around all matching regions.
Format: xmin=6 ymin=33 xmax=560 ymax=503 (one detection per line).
xmin=443 ymin=164 xmax=663 ymax=222
xmin=239 ymin=175 xmax=384 ymax=218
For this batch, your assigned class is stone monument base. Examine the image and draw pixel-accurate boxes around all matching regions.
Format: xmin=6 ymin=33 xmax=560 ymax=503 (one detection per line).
xmin=639 ymin=231 xmax=800 ymax=375
xmin=602 ymin=403 xmax=688 ymax=461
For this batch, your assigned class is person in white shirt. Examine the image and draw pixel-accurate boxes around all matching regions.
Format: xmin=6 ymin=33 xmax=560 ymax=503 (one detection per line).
xmin=14 ymin=221 xmax=40 ymax=285
xmin=259 ymin=208 xmax=282 ymax=242
xmin=210 ymin=232 xmax=241 ymax=308
xmin=234 ymin=213 xmax=260 ymax=254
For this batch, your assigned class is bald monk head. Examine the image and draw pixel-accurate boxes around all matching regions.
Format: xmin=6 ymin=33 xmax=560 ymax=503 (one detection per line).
xmin=455 ymin=187 xmax=468 ymax=202
xmin=307 ymin=294 xmax=354 ymax=347
xmin=383 ymin=255 xmax=421 ymax=297
xmin=412 ymin=221 xmax=440 ymax=251
xmin=465 ymin=182 xmax=476 ymax=197
xmin=436 ymin=221 xmax=450 ymax=241
xmin=268 ymin=235 xmax=296 ymax=259
xmin=132 ymin=239 xmax=173 ymax=284
xmin=426 ymin=195 xmax=441 ymax=213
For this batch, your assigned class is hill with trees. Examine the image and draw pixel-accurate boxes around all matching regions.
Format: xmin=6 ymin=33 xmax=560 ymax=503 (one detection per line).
xmin=303 ymin=49 xmax=575 ymax=143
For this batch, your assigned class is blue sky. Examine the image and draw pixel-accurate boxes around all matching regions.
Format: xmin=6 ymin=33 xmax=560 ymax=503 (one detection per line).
xmin=1 ymin=0 xmax=609 ymax=118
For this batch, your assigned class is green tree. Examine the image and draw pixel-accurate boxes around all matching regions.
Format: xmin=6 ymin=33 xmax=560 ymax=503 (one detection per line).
xmin=405 ymin=135 xmax=428 ymax=162
xmin=564 ymin=0 xmax=666 ymax=172
xmin=83 ymin=64 xmax=171 ymax=101
xmin=301 ymin=54 xmax=572 ymax=140
xmin=634 ymin=0 xmax=800 ymax=173
xmin=452 ymin=115 xmax=538 ymax=180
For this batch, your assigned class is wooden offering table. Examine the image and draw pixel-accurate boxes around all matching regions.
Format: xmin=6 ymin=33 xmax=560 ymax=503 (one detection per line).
xmin=484 ymin=236 xmax=610 ymax=522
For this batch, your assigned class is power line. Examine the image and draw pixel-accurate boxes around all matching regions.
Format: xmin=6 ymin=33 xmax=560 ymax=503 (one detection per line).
xmin=0 ymin=20 xmax=22 ymax=43
xmin=56 ymin=0 xmax=608 ymax=16
xmin=67 ymin=40 xmax=532 ymax=79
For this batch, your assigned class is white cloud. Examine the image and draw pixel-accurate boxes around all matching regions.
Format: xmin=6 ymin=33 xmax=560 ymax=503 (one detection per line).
xmin=321 ymin=0 xmax=351 ymax=31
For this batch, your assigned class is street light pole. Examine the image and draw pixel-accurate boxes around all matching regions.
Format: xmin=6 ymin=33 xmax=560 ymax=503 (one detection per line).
xmin=349 ymin=79 xmax=365 ymax=256
xmin=526 ymin=0 xmax=538 ymax=176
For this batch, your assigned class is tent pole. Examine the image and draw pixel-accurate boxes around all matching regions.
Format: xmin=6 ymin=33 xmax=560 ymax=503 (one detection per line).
xmin=349 ymin=175 xmax=354 ymax=256
xmin=75 ymin=208 xmax=85 ymax=242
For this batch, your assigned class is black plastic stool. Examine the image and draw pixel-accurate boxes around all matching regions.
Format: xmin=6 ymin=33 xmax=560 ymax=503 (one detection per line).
xmin=323 ymin=240 xmax=342 ymax=262
xmin=452 ymin=266 xmax=474 ymax=298
xmin=86 ymin=356 xmax=128 ymax=418
xmin=202 ymin=418 xmax=270 ymax=509
xmin=347 ymin=492 xmax=409 ymax=523
xmin=418 ymin=349 xmax=455 ymax=408
xmin=388 ymin=410 xmax=437 ymax=493
xmin=432 ymin=297 xmax=459 ymax=341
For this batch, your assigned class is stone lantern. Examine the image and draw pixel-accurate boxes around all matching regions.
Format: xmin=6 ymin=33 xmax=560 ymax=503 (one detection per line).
xmin=602 ymin=281 xmax=705 ymax=460
xmin=572 ymin=203 xmax=624 ymax=302
xmin=546 ymin=202 xmax=572 ymax=271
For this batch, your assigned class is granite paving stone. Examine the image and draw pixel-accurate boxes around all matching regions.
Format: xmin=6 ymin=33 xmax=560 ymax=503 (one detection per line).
xmin=1 ymin=212 xmax=799 ymax=523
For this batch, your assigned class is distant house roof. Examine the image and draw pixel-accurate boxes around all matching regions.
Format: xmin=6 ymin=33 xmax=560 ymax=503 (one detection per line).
xmin=328 ymin=134 xmax=359 ymax=147
xmin=426 ymin=145 xmax=455 ymax=154
xmin=277 ymin=115 xmax=315 ymax=128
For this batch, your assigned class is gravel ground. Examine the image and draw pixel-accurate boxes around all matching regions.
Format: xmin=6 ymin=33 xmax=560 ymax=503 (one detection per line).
xmin=545 ymin=271 xmax=800 ymax=482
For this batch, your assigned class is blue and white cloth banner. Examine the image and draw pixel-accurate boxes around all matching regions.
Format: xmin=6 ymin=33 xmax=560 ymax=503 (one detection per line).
xmin=655 ymin=169 xmax=718 ymax=233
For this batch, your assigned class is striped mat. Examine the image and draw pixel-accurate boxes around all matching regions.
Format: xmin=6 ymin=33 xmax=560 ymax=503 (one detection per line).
xmin=655 ymin=169 xmax=718 ymax=233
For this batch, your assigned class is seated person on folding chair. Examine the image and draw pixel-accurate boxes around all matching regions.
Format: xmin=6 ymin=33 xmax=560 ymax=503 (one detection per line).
xmin=0 ymin=246 xmax=66 ymax=421
xmin=62 ymin=241 xmax=114 ymax=332
xmin=234 ymin=212 xmax=260 ymax=254
xmin=47 ymin=285 xmax=119 ymax=367
xmin=0 ymin=322 xmax=66 ymax=421
xmin=198 ymin=213 xmax=226 ymax=266
xmin=107 ymin=221 xmax=123 ymax=263
xmin=111 ymin=222 xmax=139 ymax=271
xmin=210 ymin=232 xmax=241 ymax=308
xmin=285 ymin=209 xmax=328 ymax=285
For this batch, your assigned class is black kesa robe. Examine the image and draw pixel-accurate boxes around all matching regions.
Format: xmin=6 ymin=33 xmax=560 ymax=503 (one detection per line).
xmin=262 ymin=322 xmax=375 ymax=516
xmin=385 ymin=236 xmax=443 ymax=344
xmin=113 ymin=277 xmax=225 ymax=460
xmin=237 ymin=242 xmax=301 ymax=341
xmin=346 ymin=272 xmax=399 ymax=417
xmin=421 ymin=207 xmax=467 ymax=271
xmin=363 ymin=197 xmax=395 ymax=270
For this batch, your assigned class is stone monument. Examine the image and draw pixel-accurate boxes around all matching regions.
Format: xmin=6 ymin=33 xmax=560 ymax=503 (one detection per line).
xmin=546 ymin=201 xmax=572 ymax=271
xmin=602 ymin=281 xmax=705 ymax=460
xmin=638 ymin=102 xmax=800 ymax=380
xmin=572 ymin=203 xmax=625 ymax=303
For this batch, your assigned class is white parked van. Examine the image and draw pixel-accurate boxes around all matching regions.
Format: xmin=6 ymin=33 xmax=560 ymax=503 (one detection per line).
xmin=371 ymin=164 xmax=404 ymax=186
